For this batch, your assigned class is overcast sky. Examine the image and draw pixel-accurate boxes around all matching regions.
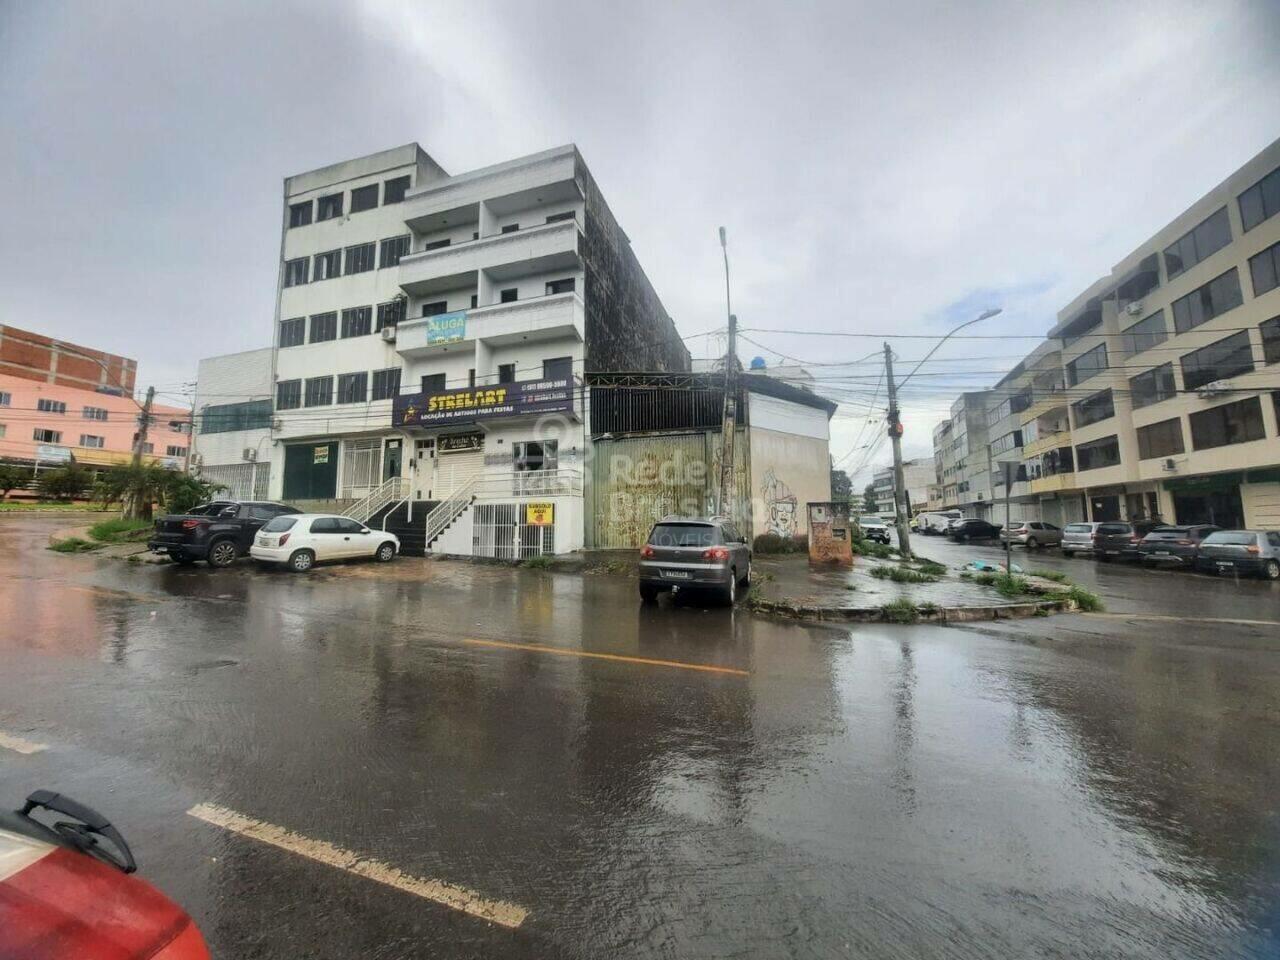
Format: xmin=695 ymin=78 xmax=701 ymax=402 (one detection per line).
xmin=3 ymin=0 xmax=1279 ymax=482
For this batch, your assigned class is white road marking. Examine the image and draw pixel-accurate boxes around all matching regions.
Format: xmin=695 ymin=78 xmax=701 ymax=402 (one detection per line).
xmin=187 ymin=803 xmax=528 ymax=928
xmin=0 ymin=731 xmax=47 ymax=754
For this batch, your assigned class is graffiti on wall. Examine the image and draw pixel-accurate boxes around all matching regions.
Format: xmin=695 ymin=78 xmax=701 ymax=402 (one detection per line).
xmin=761 ymin=468 xmax=798 ymax=537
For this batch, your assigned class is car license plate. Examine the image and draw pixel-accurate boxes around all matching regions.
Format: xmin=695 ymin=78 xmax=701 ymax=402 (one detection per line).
xmin=151 ymin=545 xmax=168 ymax=553
xmin=1155 ymin=550 xmax=1170 ymax=556
xmin=1217 ymin=561 xmax=1233 ymax=571
xmin=664 ymin=570 xmax=691 ymax=579
xmin=1105 ymin=550 xmax=1119 ymax=555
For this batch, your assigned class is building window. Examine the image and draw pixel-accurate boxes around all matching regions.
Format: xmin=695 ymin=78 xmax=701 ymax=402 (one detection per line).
xmin=82 ymin=406 xmax=108 ymax=421
xmin=141 ymin=442 xmax=153 ymax=454
xmin=498 ymin=363 xmax=516 ymax=383
xmin=283 ymin=258 xmax=309 ymax=287
xmin=170 ymin=420 xmax=191 ymax=435
xmin=279 ymin=316 xmax=306 ymax=347
xmin=305 ymin=376 xmax=334 ymax=407
xmin=0 ymin=391 xmax=10 ymax=406
xmin=988 ymin=430 xmax=1022 ymax=456
xmin=37 ymin=398 xmax=67 ymax=414
xmin=1261 ymin=316 xmax=1280 ymax=365
xmin=421 ymin=373 xmax=446 ymax=393
xmin=500 ymin=288 xmax=518 ymax=303
xmin=380 ymin=235 xmax=410 ymax=268
xmin=383 ymin=175 xmax=410 ymax=205
xmin=276 ymin=379 xmax=302 ymax=411
xmin=0 ymin=424 xmax=5 ymax=438
xmin=514 ymin=440 xmax=557 ymax=471
xmin=340 ymin=306 xmax=372 ymax=338
xmin=200 ymin=400 xmax=273 ymax=434
xmin=1248 ymin=239 xmax=1280 ymax=298
xmin=1072 ymin=389 xmax=1114 ymax=427
xmin=376 ymin=299 xmax=404 ymax=331
xmin=501 ymin=224 xmax=519 ymax=234
xmin=288 ymin=201 xmax=312 ymax=228
xmin=1136 ymin=418 xmax=1185 ymax=460
xmin=470 ymin=294 xmax=478 ymax=308
xmin=313 ymin=249 xmax=342 ymax=281
xmin=344 ymin=242 xmax=375 ymax=275
xmin=1189 ymin=396 xmax=1266 ymax=450
xmin=1238 ymin=165 xmax=1280 ymax=232
xmin=1120 ymin=310 xmax=1167 ymax=357
xmin=420 ymin=301 xmax=448 ymax=317
xmin=309 ymin=311 xmax=337 ymax=343
xmin=79 ymin=434 xmax=105 ymax=448
xmin=166 ymin=445 xmax=188 ymax=458
xmin=350 ymin=184 xmax=378 ymax=213
xmin=545 ymin=211 xmax=575 ymax=224
xmin=1075 ymin=435 xmax=1121 ymax=471
xmin=1162 ymin=207 xmax=1231 ymax=280
xmin=423 ymin=238 xmax=451 ymax=251
xmin=1066 ymin=343 xmax=1107 ymax=386
xmin=468 ymin=369 xmax=476 ymax=387
xmin=546 ymin=278 xmax=575 ymax=296
xmin=1180 ymin=331 xmax=1254 ymax=391
xmin=33 ymin=428 xmax=61 ymax=444
xmin=336 ymin=372 xmax=368 ymax=404
xmin=1171 ymin=268 xmax=1243 ymax=334
xmin=542 ymin=356 xmax=572 ymax=381
xmin=1130 ymin=363 xmax=1176 ymax=409
xmin=371 ymin=368 xmax=401 ymax=401
xmin=317 ymin=193 xmax=343 ymax=221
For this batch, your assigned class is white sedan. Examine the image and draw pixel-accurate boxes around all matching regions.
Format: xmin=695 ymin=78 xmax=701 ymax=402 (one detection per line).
xmin=250 ymin=514 xmax=399 ymax=572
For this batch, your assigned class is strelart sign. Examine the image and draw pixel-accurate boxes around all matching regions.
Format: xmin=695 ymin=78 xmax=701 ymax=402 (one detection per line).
xmin=393 ymin=378 xmax=574 ymax=427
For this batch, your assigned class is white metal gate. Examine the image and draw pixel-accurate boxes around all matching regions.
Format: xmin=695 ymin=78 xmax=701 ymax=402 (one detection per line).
xmin=472 ymin=503 xmax=556 ymax=559
xmin=341 ymin=439 xmax=383 ymax=499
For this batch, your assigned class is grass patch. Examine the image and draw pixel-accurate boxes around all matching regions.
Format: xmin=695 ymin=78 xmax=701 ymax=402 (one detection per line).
xmin=0 ymin=502 xmax=111 ymax=513
xmin=915 ymin=560 xmax=947 ymax=576
xmin=1027 ymin=569 xmax=1069 ymax=583
xmin=870 ymin=565 xmax=938 ymax=584
xmin=880 ymin=598 xmax=920 ymax=624
xmin=49 ymin=536 xmax=103 ymax=553
xmin=1052 ymin=584 xmax=1104 ymax=612
xmin=853 ymin=539 xmax=896 ymax=559
xmin=992 ymin=573 xmax=1030 ymax=598
xmin=88 ymin=517 xmax=153 ymax=543
xmin=521 ymin=555 xmax=553 ymax=570
xmin=959 ymin=570 xmax=973 ymax=580
xmin=972 ymin=571 xmax=997 ymax=586
xmin=918 ymin=601 xmax=939 ymax=615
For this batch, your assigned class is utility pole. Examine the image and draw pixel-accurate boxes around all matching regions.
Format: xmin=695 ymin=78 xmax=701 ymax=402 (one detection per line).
xmin=717 ymin=227 xmax=737 ymax=521
xmin=123 ymin=386 xmax=156 ymax=520
xmin=883 ymin=343 xmax=912 ymax=558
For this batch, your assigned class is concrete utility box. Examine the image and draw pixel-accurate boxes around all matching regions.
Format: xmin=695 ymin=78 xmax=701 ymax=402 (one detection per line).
xmin=807 ymin=501 xmax=853 ymax=567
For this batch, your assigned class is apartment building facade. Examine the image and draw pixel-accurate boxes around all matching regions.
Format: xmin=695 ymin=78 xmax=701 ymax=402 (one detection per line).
xmin=0 ymin=324 xmax=189 ymax=473
xmin=195 ymin=143 xmax=687 ymax=556
xmin=932 ymin=137 xmax=1280 ymax=531
xmin=871 ymin=459 xmax=933 ymax=514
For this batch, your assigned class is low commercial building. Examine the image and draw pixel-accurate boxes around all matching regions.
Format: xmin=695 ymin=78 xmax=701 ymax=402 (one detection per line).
xmin=189 ymin=348 xmax=274 ymax=499
xmin=0 ymin=324 xmax=189 ymax=473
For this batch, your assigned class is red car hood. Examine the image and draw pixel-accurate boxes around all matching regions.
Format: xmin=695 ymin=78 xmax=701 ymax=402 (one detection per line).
xmin=0 ymin=827 xmax=208 ymax=959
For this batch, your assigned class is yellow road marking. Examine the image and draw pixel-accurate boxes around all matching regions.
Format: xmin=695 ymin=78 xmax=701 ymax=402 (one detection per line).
xmin=462 ymin=637 xmax=749 ymax=676
xmin=187 ymin=803 xmax=528 ymax=928
xmin=1084 ymin=612 xmax=1280 ymax=627
xmin=0 ymin=731 xmax=47 ymax=754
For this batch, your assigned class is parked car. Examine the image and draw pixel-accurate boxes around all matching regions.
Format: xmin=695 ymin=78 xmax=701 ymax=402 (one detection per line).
xmin=918 ymin=510 xmax=963 ymax=535
xmin=1137 ymin=524 xmax=1221 ymax=568
xmin=638 ymin=516 xmax=751 ymax=605
xmin=1193 ymin=530 xmax=1280 ymax=579
xmin=149 ymin=499 xmax=300 ymax=567
xmin=1000 ymin=520 xmax=1062 ymax=549
xmin=859 ymin=516 xmax=891 ymax=544
xmin=946 ymin=518 xmax=1002 ymax=542
xmin=250 ymin=514 xmax=400 ymax=572
xmin=1092 ymin=519 xmax=1162 ymax=561
xmin=1 ymin=789 xmax=211 ymax=959
xmin=1059 ymin=521 xmax=1103 ymax=557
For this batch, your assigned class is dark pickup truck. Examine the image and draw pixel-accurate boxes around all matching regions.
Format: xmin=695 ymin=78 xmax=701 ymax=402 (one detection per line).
xmin=148 ymin=500 xmax=300 ymax=567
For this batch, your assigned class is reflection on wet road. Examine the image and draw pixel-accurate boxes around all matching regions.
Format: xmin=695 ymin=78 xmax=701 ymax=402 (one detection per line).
xmin=1 ymin=514 xmax=1278 ymax=958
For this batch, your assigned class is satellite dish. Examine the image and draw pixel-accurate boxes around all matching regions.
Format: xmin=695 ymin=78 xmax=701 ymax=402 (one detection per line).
xmin=749 ymin=356 xmax=766 ymax=369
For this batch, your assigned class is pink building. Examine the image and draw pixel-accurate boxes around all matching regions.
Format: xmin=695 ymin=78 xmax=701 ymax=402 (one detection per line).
xmin=0 ymin=324 xmax=190 ymax=472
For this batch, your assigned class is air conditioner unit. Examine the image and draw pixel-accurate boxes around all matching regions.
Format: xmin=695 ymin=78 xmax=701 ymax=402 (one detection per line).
xmin=381 ymin=326 xmax=397 ymax=342
xmin=1162 ymin=458 xmax=1178 ymax=472
xmin=189 ymin=453 xmax=203 ymax=468
xmin=243 ymin=448 xmax=258 ymax=462
xmin=1125 ymin=301 xmax=1144 ymax=316
xmin=272 ymin=418 xmax=283 ymax=430
xmin=1197 ymin=379 xmax=1231 ymax=398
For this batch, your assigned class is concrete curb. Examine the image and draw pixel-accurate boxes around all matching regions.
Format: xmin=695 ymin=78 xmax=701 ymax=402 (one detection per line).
xmin=745 ymin=596 xmax=1076 ymax=623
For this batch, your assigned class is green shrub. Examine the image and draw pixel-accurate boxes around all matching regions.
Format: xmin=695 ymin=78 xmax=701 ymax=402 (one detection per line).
xmin=0 ymin=464 xmax=33 ymax=499
xmin=88 ymin=517 xmax=153 ymax=543
xmin=972 ymin=571 xmax=997 ymax=586
xmin=522 ymin=555 xmax=553 ymax=570
xmin=992 ymin=573 xmax=1030 ymax=598
xmin=1028 ymin=569 xmax=1069 ymax=583
xmin=855 ymin=539 xmax=895 ymax=559
xmin=36 ymin=466 xmax=92 ymax=502
xmin=880 ymin=598 xmax=920 ymax=624
xmin=753 ymin=532 xmax=802 ymax=555
xmin=1060 ymin=585 xmax=1104 ymax=612
xmin=916 ymin=560 xmax=947 ymax=576
xmin=49 ymin=536 xmax=102 ymax=553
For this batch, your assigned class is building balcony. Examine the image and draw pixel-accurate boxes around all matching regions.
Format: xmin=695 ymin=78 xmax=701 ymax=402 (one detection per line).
xmin=1019 ymin=394 xmax=1068 ymax=425
xmin=396 ymin=219 xmax=582 ymax=297
xmin=394 ymin=292 xmax=584 ymax=359
xmin=1029 ymin=472 xmax=1078 ymax=494
xmin=1022 ymin=431 xmax=1071 ymax=459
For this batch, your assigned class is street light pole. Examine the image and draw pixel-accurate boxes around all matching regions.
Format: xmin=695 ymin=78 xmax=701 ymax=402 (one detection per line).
xmin=716 ymin=227 xmax=738 ymax=521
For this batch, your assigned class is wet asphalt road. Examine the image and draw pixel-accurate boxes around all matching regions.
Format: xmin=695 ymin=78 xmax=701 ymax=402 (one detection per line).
xmin=2 ymin=514 xmax=1279 ymax=959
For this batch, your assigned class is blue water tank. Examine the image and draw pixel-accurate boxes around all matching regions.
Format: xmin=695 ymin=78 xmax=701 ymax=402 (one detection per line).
xmin=749 ymin=356 xmax=766 ymax=369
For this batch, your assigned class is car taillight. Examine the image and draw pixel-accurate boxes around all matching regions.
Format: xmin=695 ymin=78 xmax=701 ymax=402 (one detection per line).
xmin=1089 ymin=534 xmax=1097 ymax=543
xmin=181 ymin=519 xmax=205 ymax=530
xmin=278 ymin=533 xmax=290 ymax=546
xmin=1175 ymin=539 xmax=1192 ymax=546
xmin=702 ymin=546 xmax=730 ymax=561
xmin=1130 ymin=535 xmax=1141 ymax=543
xmin=640 ymin=544 xmax=655 ymax=558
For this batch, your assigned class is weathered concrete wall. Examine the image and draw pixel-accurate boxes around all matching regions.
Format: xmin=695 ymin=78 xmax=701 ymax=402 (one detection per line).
xmin=748 ymin=426 xmax=831 ymax=538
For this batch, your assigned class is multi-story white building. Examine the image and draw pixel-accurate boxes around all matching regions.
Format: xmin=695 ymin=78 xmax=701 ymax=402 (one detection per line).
xmin=871 ymin=459 xmax=933 ymax=514
xmin=195 ymin=143 xmax=687 ymax=556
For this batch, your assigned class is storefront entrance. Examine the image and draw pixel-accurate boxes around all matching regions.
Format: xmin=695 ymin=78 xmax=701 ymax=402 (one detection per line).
xmin=1173 ymin=487 xmax=1245 ymax=528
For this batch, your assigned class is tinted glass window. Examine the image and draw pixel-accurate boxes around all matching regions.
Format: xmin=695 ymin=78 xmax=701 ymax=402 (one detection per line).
xmin=1130 ymin=363 xmax=1177 ymax=409
xmin=1098 ymin=523 xmax=1129 ymax=534
xmin=263 ymin=517 xmax=297 ymax=532
xmin=1163 ymin=207 xmax=1231 ymax=279
xmin=1072 ymin=389 xmax=1114 ymax=427
xmin=335 ymin=518 xmax=366 ymax=534
xmin=1064 ymin=524 xmax=1093 ymax=533
xmin=1066 ymin=343 xmax=1107 ymax=386
xmin=1203 ymin=531 xmax=1255 ymax=545
xmin=1120 ymin=311 xmax=1167 ymax=357
xmin=1188 ymin=396 xmax=1266 ymax=450
xmin=310 ymin=518 xmax=340 ymax=533
xmin=248 ymin=504 xmax=278 ymax=520
xmin=1136 ymin=417 xmax=1185 ymax=460
xmin=1248 ymin=240 xmax=1280 ymax=297
xmin=1239 ymin=166 xmax=1280 ymax=231
xmin=649 ymin=523 xmax=716 ymax=547
xmin=1171 ymin=268 xmax=1243 ymax=334
xmin=1075 ymin=435 xmax=1120 ymax=471
xmin=189 ymin=502 xmax=233 ymax=516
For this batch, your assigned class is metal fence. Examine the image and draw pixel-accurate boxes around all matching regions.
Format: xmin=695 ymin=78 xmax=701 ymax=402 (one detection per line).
xmin=199 ymin=462 xmax=269 ymax=500
xmin=471 ymin=502 xmax=556 ymax=559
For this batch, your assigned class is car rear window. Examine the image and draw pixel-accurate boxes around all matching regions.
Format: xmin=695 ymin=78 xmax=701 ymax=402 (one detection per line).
xmin=1203 ymin=531 xmax=1255 ymax=545
xmin=649 ymin=523 xmax=716 ymax=547
xmin=1064 ymin=523 xmax=1093 ymax=533
xmin=1097 ymin=523 xmax=1129 ymax=534
xmin=188 ymin=501 xmax=232 ymax=516
xmin=262 ymin=517 xmax=297 ymax=532
xmin=1146 ymin=527 xmax=1187 ymax=538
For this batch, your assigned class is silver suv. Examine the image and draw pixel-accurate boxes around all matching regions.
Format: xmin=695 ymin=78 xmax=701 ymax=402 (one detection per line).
xmin=639 ymin=517 xmax=752 ymax=605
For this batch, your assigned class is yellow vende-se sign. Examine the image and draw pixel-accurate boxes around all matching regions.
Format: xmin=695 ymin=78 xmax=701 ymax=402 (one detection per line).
xmin=525 ymin=502 xmax=554 ymax=526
